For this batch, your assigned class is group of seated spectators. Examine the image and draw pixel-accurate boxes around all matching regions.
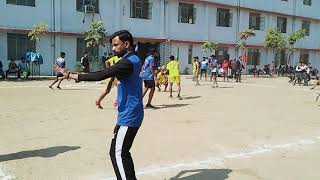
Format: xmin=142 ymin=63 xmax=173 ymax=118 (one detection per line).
xmin=249 ymin=64 xmax=318 ymax=79
xmin=0 ymin=57 xmax=30 ymax=79
xmin=289 ymin=62 xmax=318 ymax=86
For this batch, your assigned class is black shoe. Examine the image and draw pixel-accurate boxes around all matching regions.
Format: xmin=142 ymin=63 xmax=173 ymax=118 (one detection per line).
xmin=169 ymin=95 xmax=173 ymax=98
xmin=146 ymin=104 xmax=156 ymax=108
xmin=177 ymin=95 xmax=183 ymax=100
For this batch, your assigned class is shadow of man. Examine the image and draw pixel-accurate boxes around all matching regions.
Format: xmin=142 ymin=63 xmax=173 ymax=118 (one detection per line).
xmin=170 ymin=169 xmax=232 ymax=180
xmin=182 ymin=96 xmax=202 ymax=100
xmin=156 ymin=104 xmax=189 ymax=109
xmin=0 ymin=146 xmax=81 ymax=162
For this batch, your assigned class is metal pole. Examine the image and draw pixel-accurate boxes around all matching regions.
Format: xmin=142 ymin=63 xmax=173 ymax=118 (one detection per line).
xmin=51 ymin=0 xmax=56 ymax=76
xmin=235 ymin=0 xmax=241 ymax=59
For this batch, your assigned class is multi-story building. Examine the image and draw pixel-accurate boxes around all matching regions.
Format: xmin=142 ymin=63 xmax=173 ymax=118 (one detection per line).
xmin=0 ymin=0 xmax=319 ymax=75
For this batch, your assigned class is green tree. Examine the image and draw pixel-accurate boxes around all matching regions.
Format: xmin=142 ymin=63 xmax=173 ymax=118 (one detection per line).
xmin=28 ymin=23 xmax=48 ymax=42
xmin=201 ymin=41 xmax=217 ymax=57
xmin=237 ymin=29 xmax=256 ymax=73
xmin=237 ymin=29 xmax=256 ymax=64
xmin=238 ymin=28 xmax=256 ymax=49
xmin=264 ymin=28 xmax=286 ymax=66
xmin=287 ymin=29 xmax=306 ymax=65
xmin=84 ymin=21 xmax=108 ymax=70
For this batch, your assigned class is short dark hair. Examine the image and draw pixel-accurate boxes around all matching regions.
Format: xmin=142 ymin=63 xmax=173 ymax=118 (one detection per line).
xmin=150 ymin=48 xmax=158 ymax=55
xmin=170 ymin=55 xmax=175 ymax=60
xmin=84 ymin=52 xmax=88 ymax=55
xmin=110 ymin=30 xmax=134 ymax=47
xmin=60 ymin=52 xmax=65 ymax=56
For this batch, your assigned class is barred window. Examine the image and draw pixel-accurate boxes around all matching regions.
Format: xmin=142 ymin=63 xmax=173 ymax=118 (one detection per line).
xmin=76 ymin=38 xmax=99 ymax=62
xmin=277 ymin=17 xmax=287 ymax=33
xmin=6 ymin=0 xmax=35 ymax=7
xmin=249 ymin=13 xmax=265 ymax=31
xmin=188 ymin=45 xmax=193 ymax=64
xmin=248 ymin=49 xmax=260 ymax=65
xmin=178 ymin=3 xmax=196 ymax=24
xmin=130 ymin=0 xmax=152 ymax=20
xmin=217 ymin=8 xmax=233 ymax=27
xmin=7 ymin=33 xmax=36 ymax=60
xmin=76 ymin=0 xmax=99 ymax=13
xmin=303 ymin=0 xmax=312 ymax=6
xmin=300 ymin=51 xmax=309 ymax=64
xmin=302 ymin=21 xmax=311 ymax=36
xmin=276 ymin=50 xmax=287 ymax=66
xmin=215 ymin=47 xmax=229 ymax=63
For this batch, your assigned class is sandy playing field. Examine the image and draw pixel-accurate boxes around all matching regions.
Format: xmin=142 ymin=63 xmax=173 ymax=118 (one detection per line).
xmin=0 ymin=76 xmax=319 ymax=180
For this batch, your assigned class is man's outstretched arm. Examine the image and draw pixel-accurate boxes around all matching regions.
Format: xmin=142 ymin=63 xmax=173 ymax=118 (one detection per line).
xmin=56 ymin=59 xmax=134 ymax=82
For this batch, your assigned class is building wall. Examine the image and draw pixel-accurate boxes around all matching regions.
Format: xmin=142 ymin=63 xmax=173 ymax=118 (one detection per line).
xmin=0 ymin=0 xmax=320 ymax=75
xmin=0 ymin=33 xmax=8 ymax=70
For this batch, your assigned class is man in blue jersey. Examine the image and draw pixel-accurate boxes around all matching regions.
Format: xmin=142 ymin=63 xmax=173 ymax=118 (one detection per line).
xmin=55 ymin=30 xmax=143 ymax=180
xmin=142 ymin=49 xmax=158 ymax=108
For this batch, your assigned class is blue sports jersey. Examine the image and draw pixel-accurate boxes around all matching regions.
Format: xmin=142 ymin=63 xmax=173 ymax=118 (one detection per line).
xmin=56 ymin=58 xmax=65 ymax=68
xmin=143 ymin=55 xmax=155 ymax=80
xmin=117 ymin=54 xmax=144 ymax=127
xmin=201 ymin=60 xmax=208 ymax=70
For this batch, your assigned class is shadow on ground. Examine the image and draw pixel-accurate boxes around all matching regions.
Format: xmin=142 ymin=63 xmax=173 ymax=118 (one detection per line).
xmin=55 ymin=88 xmax=98 ymax=91
xmin=169 ymin=169 xmax=232 ymax=180
xmin=0 ymin=77 xmax=55 ymax=82
xmin=182 ymin=96 xmax=202 ymax=100
xmin=147 ymin=104 xmax=189 ymax=110
xmin=0 ymin=146 xmax=81 ymax=162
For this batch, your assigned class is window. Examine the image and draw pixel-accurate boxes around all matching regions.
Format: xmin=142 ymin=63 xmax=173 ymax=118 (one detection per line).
xmin=76 ymin=38 xmax=99 ymax=62
xmin=302 ymin=21 xmax=311 ymax=36
xmin=76 ymin=0 xmax=99 ymax=13
xmin=6 ymin=0 xmax=35 ymax=7
xmin=300 ymin=51 xmax=309 ymax=64
xmin=277 ymin=17 xmax=287 ymax=33
xmin=217 ymin=8 xmax=233 ymax=27
xmin=249 ymin=13 xmax=265 ymax=30
xmin=248 ymin=49 xmax=260 ymax=65
xmin=275 ymin=50 xmax=287 ymax=66
xmin=178 ymin=3 xmax=196 ymax=24
xmin=7 ymin=33 xmax=36 ymax=60
xmin=130 ymin=0 xmax=152 ymax=19
xmin=303 ymin=0 xmax=312 ymax=6
xmin=215 ymin=47 xmax=228 ymax=63
xmin=188 ymin=45 xmax=193 ymax=64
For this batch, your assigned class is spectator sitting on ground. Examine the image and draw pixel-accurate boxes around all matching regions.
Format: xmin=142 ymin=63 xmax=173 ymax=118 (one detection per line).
xmin=18 ymin=57 xmax=30 ymax=79
xmin=156 ymin=66 xmax=169 ymax=92
xmin=252 ymin=65 xmax=259 ymax=77
xmin=6 ymin=60 xmax=19 ymax=78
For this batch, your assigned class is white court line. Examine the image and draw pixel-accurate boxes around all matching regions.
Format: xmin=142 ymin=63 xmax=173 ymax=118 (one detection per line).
xmin=0 ymin=84 xmax=103 ymax=90
xmin=0 ymin=166 xmax=15 ymax=180
xmin=244 ymin=83 xmax=311 ymax=92
xmin=102 ymin=136 xmax=320 ymax=180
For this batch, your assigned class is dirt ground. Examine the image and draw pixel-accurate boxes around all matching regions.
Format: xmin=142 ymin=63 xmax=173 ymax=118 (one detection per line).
xmin=0 ymin=76 xmax=319 ymax=180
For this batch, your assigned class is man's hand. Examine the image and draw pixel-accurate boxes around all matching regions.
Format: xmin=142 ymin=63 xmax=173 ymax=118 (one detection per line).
xmin=54 ymin=65 xmax=79 ymax=81
xmin=54 ymin=65 xmax=68 ymax=79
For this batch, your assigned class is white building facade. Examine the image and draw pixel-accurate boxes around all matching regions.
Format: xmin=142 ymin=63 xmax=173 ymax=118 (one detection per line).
xmin=0 ymin=0 xmax=320 ymax=75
